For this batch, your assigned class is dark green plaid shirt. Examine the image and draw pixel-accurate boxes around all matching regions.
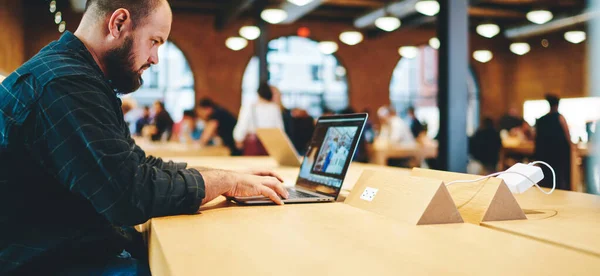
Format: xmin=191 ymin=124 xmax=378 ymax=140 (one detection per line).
xmin=0 ymin=32 xmax=206 ymax=273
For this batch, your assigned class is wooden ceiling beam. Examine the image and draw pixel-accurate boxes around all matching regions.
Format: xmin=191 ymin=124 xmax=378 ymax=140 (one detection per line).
xmin=468 ymin=7 xmax=525 ymax=19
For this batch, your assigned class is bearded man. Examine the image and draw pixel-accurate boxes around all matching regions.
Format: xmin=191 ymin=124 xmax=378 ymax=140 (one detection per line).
xmin=0 ymin=0 xmax=288 ymax=274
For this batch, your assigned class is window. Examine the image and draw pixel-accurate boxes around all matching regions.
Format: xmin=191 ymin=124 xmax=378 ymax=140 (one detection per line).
xmin=123 ymin=41 xmax=195 ymax=128
xmin=242 ymin=36 xmax=349 ymax=118
xmin=390 ymin=46 xmax=480 ymax=138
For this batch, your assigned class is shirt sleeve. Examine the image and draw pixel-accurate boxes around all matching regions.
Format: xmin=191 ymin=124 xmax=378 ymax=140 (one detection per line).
xmin=233 ymin=105 xmax=251 ymax=143
xmin=35 ymin=76 xmax=205 ymax=226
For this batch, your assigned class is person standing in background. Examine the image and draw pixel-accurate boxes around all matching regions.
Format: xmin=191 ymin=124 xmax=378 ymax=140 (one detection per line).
xmin=196 ymin=98 xmax=240 ymax=155
xmin=407 ymin=106 xmax=424 ymax=139
xmin=151 ymin=100 xmax=174 ymax=141
xmin=534 ymin=94 xmax=572 ymax=190
xmin=135 ymin=106 xmax=152 ymax=136
xmin=469 ymin=117 xmax=502 ymax=174
xmin=172 ymin=109 xmax=201 ymax=143
xmin=377 ymin=106 xmax=415 ymax=146
xmin=234 ymin=81 xmax=285 ymax=155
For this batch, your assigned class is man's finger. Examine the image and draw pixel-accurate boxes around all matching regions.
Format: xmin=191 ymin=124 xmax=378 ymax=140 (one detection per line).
xmin=263 ymin=180 xmax=289 ymax=199
xmin=260 ymin=186 xmax=284 ymax=205
xmin=251 ymin=170 xmax=284 ymax=182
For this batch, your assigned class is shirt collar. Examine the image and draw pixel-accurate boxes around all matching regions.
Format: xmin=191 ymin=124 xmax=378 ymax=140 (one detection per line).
xmin=58 ymin=31 xmax=109 ymax=84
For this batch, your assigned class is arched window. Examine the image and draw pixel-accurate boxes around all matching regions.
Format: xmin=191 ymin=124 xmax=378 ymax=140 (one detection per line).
xmin=242 ymin=36 xmax=349 ymax=118
xmin=124 ymin=41 xmax=195 ymax=126
xmin=390 ymin=46 xmax=480 ymax=137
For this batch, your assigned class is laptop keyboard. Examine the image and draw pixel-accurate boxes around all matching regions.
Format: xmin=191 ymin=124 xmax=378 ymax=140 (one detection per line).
xmin=286 ymin=188 xmax=318 ymax=199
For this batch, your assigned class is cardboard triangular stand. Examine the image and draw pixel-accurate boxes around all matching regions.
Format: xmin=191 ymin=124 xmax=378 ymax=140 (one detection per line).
xmin=345 ymin=170 xmax=463 ymax=225
xmin=411 ymin=168 xmax=526 ymax=224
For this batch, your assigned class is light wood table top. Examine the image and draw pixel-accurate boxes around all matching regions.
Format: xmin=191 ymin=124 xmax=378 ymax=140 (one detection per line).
xmin=138 ymin=141 xmax=230 ymax=157
xmin=148 ymin=201 xmax=600 ymax=276
xmin=482 ymin=187 xmax=600 ymax=257
xmin=163 ymin=156 xmax=411 ymax=193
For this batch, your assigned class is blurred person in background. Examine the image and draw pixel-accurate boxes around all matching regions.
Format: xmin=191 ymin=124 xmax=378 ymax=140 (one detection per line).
xmin=534 ymin=94 xmax=572 ymax=190
xmin=377 ymin=106 xmax=415 ymax=146
xmin=234 ymin=81 xmax=284 ymax=156
xmin=469 ymin=117 xmax=502 ymax=174
xmin=407 ymin=106 xmax=424 ymax=140
xmin=150 ymin=100 xmax=174 ymax=141
xmin=172 ymin=109 xmax=201 ymax=143
xmin=499 ymin=107 xmax=523 ymax=131
xmin=135 ymin=106 xmax=152 ymax=136
xmin=196 ymin=98 xmax=240 ymax=155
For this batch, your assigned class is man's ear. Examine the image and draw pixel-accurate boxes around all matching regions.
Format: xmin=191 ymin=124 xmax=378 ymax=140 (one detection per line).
xmin=107 ymin=8 xmax=132 ymax=39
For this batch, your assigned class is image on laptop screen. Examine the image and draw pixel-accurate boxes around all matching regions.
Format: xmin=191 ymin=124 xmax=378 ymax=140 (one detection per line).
xmin=296 ymin=114 xmax=367 ymax=198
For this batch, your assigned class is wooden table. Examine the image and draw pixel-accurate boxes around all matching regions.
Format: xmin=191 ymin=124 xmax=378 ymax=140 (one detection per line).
xmin=483 ymin=187 xmax=600 ymax=257
xmin=368 ymin=141 xmax=438 ymax=166
xmin=148 ymin=200 xmax=600 ymax=276
xmin=138 ymin=141 xmax=230 ymax=157
xmin=142 ymin=157 xmax=600 ymax=275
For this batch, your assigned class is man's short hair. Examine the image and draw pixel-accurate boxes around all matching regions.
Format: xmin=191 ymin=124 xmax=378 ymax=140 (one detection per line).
xmin=198 ymin=98 xmax=216 ymax=109
xmin=257 ymin=81 xmax=273 ymax=101
xmin=84 ymin=0 xmax=163 ymax=27
xmin=545 ymin=94 xmax=560 ymax=107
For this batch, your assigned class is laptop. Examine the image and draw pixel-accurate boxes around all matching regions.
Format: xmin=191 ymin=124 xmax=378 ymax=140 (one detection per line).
xmin=232 ymin=113 xmax=368 ymax=205
xmin=256 ymin=128 xmax=302 ymax=167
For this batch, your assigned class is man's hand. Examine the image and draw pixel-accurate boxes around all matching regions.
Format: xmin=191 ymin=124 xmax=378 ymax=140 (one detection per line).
xmin=199 ymin=169 xmax=289 ymax=206
xmin=243 ymin=169 xmax=285 ymax=183
xmin=224 ymin=173 xmax=289 ymax=205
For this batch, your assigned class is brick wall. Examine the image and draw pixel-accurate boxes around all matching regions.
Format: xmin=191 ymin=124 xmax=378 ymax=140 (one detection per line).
xmin=0 ymin=0 xmax=24 ymax=75
xmin=18 ymin=3 xmax=588 ymax=120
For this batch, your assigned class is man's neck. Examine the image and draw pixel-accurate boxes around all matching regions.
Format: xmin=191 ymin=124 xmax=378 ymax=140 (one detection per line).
xmin=73 ymin=28 xmax=108 ymax=77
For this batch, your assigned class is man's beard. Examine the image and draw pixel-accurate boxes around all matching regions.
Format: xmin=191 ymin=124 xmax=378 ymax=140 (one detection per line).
xmin=103 ymin=36 xmax=149 ymax=94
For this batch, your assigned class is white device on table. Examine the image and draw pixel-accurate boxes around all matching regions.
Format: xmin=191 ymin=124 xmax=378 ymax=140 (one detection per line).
xmin=232 ymin=113 xmax=368 ymax=205
xmin=256 ymin=128 xmax=302 ymax=167
xmin=447 ymin=161 xmax=556 ymax=194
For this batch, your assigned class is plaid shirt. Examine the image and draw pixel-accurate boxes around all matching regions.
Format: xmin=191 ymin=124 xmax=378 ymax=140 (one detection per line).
xmin=0 ymin=32 xmax=206 ymax=273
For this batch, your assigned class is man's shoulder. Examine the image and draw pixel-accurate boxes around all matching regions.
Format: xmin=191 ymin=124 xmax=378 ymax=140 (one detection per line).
xmin=16 ymin=42 xmax=104 ymax=89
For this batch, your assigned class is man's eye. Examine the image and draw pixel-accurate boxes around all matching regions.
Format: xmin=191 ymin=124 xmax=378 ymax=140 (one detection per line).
xmin=151 ymin=40 xmax=158 ymax=45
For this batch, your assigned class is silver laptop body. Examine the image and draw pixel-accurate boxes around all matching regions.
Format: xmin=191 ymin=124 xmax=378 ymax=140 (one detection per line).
xmin=233 ymin=113 xmax=368 ymax=205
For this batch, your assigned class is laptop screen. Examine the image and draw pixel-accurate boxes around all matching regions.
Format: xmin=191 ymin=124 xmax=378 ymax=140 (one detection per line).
xmin=296 ymin=113 xmax=367 ymax=198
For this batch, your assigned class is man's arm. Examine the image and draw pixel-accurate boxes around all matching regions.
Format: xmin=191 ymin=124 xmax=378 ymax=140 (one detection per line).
xmin=36 ymin=77 xmax=287 ymax=226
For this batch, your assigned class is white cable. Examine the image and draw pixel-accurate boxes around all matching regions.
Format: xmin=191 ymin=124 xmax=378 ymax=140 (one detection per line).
xmin=446 ymin=171 xmax=537 ymax=187
xmin=528 ymin=161 xmax=556 ymax=195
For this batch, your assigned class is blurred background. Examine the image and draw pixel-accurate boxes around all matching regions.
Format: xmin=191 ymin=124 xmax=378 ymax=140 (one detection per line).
xmin=0 ymin=0 xmax=598 ymax=194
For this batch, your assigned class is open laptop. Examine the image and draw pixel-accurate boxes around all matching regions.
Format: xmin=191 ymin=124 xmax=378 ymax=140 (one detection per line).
xmin=232 ymin=113 xmax=368 ymax=205
xmin=256 ymin=128 xmax=302 ymax=167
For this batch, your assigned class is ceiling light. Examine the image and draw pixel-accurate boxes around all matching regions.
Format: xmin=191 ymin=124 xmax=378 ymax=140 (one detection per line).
xmin=564 ymin=31 xmax=586 ymax=44
xmin=287 ymin=0 xmax=314 ymax=6
xmin=429 ymin=37 xmax=440 ymax=49
xmin=526 ymin=10 xmax=553 ymax=25
xmin=318 ymin=41 xmax=338 ymax=55
xmin=473 ymin=50 xmax=493 ymax=63
xmin=476 ymin=23 xmax=500 ymax=38
xmin=261 ymin=9 xmax=288 ymax=24
xmin=398 ymin=46 xmax=418 ymax=59
xmin=375 ymin=16 xmax=401 ymax=32
xmin=58 ymin=21 xmax=66 ymax=33
xmin=49 ymin=0 xmax=56 ymax=13
xmin=239 ymin=26 xmax=260 ymax=40
xmin=415 ymin=0 xmax=440 ymax=16
xmin=339 ymin=31 xmax=363 ymax=46
xmin=54 ymin=11 xmax=62 ymax=24
xmin=225 ymin=37 xmax=248 ymax=51
xmin=510 ymin=42 xmax=531 ymax=55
